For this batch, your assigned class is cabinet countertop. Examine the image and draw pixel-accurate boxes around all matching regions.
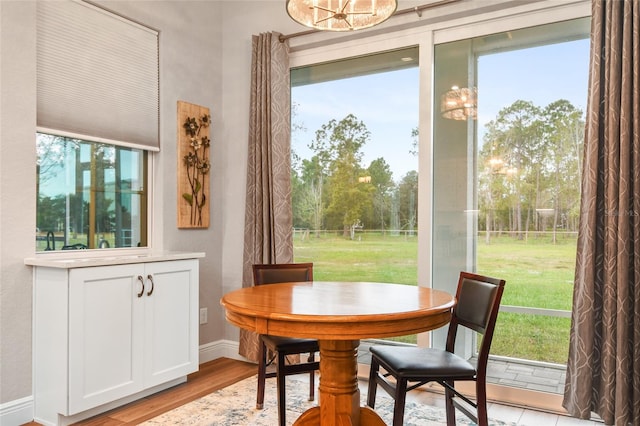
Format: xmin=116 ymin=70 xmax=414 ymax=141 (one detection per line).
xmin=24 ymin=251 xmax=205 ymax=269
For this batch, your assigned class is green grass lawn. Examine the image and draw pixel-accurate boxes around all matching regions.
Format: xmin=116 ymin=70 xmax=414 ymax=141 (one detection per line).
xmin=295 ymin=232 xmax=419 ymax=284
xmin=294 ymin=232 xmax=576 ymax=364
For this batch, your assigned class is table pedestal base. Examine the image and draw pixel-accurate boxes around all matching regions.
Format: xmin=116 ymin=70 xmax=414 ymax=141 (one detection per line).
xmin=294 ymin=406 xmax=386 ymax=426
xmin=293 ymin=340 xmax=386 ymax=426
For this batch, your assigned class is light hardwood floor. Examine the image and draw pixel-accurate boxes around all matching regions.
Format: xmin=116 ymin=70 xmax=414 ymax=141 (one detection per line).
xmin=23 ymin=357 xmax=257 ymax=426
xmin=24 ymin=357 xmax=601 ymax=425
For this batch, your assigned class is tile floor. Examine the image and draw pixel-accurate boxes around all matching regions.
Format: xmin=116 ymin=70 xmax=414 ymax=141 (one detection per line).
xmin=357 ymin=340 xmax=603 ymax=425
xmin=357 ymin=340 xmax=566 ymax=394
xmin=396 ymin=385 xmax=603 ymax=426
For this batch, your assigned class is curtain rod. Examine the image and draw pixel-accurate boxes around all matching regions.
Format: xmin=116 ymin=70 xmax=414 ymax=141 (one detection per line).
xmin=279 ymin=0 xmax=461 ymax=42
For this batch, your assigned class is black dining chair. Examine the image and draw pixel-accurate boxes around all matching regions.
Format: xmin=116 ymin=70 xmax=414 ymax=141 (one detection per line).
xmin=252 ymin=263 xmax=319 ymax=426
xmin=366 ymin=271 xmax=506 ymax=426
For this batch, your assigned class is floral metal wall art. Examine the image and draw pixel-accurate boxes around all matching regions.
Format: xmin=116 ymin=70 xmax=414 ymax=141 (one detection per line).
xmin=177 ymin=101 xmax=211 ymax=228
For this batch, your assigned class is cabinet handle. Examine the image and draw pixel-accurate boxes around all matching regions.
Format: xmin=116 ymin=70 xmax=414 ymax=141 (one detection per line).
xmin=137 ymin=275 xmax=145 ymax=298
xmin=146 ymin=274 xmax=154 ymax=296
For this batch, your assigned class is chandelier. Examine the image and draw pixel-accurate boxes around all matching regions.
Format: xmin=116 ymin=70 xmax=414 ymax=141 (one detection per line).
xmin=286 ymin=0 xmax=398 ymax=32
xmin=441 ymin=86 xmax=477 ymax=120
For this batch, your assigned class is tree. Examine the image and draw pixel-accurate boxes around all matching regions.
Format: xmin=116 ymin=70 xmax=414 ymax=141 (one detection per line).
xmin=309 ymin=114 xmax=372 ymax=237
xmin=37 ymin=195 xmax=68 ymax=232
xmin=397 ymin=171 xmax=418 ymax=235
xmin=481 ymin=100 xmax=544 ymax=240
xmin=478 ymin=99 xmax=584 ymax=243
xmin=296 ymin=156 xmax=327 ymax=235
xmin=290 ymin=100 xmax=307 ymax=178
xmin=292 ymin=113 xmax=422 ymax=236
xmin=365 ymin=158 xmax=395 ymax=231
xmin=541 ymin=99 xmax=584 ymax=241
xmin=291 ymin=101 xmax=325 ymax=237
xmin=291 ymin=169 xmax=309 ymax=229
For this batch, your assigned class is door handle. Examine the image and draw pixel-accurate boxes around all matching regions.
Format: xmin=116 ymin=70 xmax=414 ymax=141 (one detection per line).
xmin=146 ymin=274 xmax=154 ymax=296
xmin=137 ymin=275 xmax=145 ymax=298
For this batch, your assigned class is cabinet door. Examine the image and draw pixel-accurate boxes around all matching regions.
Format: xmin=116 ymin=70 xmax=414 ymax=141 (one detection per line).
xmin=68 ymin=264 xmax=145 ymax=414
xmin=143 ymin=259 xmax=199 ymax=387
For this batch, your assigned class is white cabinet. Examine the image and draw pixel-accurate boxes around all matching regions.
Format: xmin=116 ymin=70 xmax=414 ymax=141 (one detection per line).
xmin=30 ymin=254 xmax=202 ymax=426
xmin=67 ymin=264 xmax=145 ymax=413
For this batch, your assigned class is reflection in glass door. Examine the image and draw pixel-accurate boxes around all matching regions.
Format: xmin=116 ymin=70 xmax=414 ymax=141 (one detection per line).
xmin=432 ymin=18 xmax=590 ymax=394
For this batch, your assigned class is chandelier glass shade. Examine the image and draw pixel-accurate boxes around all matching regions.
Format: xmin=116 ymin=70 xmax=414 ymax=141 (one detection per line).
xmin=441 ymin=86 xmax=477 ymax=120
xmin=286 ymin=0 xmax=398 ymax=32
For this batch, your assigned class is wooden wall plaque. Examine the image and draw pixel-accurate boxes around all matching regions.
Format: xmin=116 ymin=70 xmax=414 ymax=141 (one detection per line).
xmin=177 ymin=101 xmax=211 ymax=228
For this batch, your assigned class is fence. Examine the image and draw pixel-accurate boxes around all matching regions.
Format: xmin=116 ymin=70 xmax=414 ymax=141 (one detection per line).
xmin=294 ymin=228 xmax=578 ymax=242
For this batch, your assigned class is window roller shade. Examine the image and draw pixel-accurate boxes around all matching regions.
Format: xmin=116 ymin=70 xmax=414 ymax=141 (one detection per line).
xmin=37 ymin=0 xmax=159 ymax=151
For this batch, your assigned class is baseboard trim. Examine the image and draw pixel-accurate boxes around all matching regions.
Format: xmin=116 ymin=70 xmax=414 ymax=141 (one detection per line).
xmin=3 ymin=340 xmax=250 ymax=425
xmin=199 ymin=339 xmax=249 ymax=364
xmin=0 ymin=395 xmax=33 ymax=426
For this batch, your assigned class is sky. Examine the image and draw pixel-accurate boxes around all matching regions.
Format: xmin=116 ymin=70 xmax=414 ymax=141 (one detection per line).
xmin=291 ymin=38 xmax=590 ymax=183
xmin=292 ymin=68 xmax=419 ymax=181
xmin=477 ymin=39 xmax=590 ymax=139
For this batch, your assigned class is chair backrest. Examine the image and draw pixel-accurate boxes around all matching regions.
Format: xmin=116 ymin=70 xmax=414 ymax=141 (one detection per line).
xmin=446 ymin=271 xmax=506 ymax=373
xmin=252 ymin=263 xmax=314 ymax=286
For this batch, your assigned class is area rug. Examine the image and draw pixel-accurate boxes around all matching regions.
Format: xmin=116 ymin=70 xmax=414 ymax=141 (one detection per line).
xmin=141 ymin=375 xmax=516 ymax=425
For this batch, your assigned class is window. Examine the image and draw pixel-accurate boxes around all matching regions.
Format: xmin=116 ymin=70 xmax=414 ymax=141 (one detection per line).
xmin=291 ymin=48 xmax=419 ymax=341
xmin=35 ymin=1 xmax=158 ymax=253
xmin=36 ymin=133 xmax=148 ymax=251
xmin=291 ymin=48 xmax=419 ymax=278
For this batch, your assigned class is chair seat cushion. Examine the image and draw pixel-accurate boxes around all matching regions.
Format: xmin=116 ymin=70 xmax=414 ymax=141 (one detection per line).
xmin=370 ymin=345 xmax=477 ymax=379
xmin=262 ymin=335 xmax=319 ymax=353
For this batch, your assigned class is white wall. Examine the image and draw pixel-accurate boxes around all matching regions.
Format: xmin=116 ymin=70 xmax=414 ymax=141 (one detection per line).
xmin=1 ymin=0 xmax=38 ymax=405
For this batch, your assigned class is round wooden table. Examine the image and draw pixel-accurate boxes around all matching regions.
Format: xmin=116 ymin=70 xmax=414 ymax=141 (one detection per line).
xmin=220 ymin=281 xmax=455 ymax=426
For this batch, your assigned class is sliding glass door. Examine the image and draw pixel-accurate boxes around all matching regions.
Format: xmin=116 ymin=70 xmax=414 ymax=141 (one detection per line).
xmin=431 ymin=17 xmax=590 ymax=393
xmin=290 ymin=48 xmax=420 ymax=344
xmin=287 ymin=0 xmax=592 ymax=404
